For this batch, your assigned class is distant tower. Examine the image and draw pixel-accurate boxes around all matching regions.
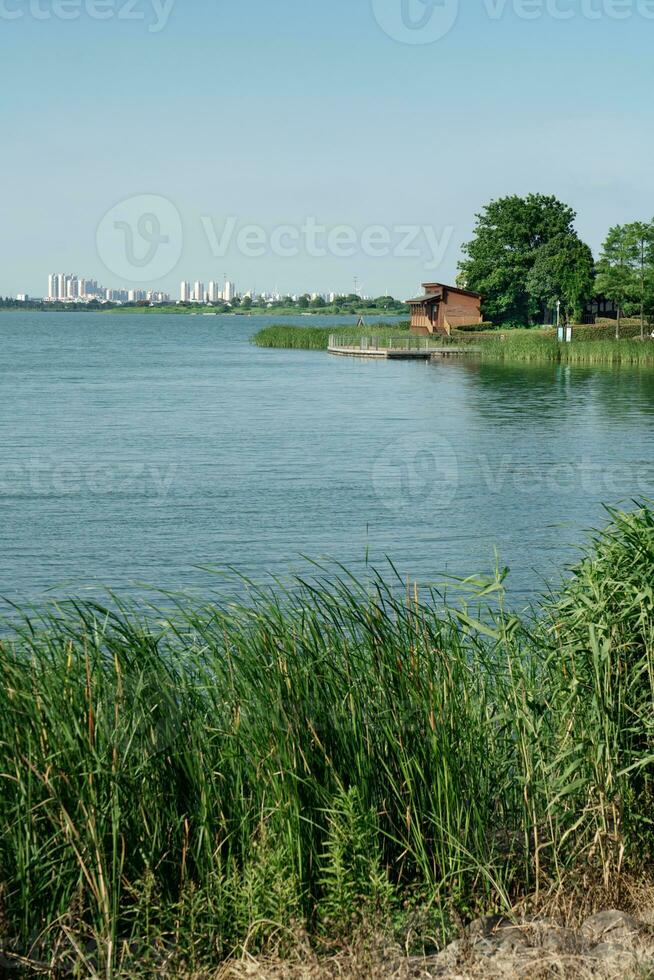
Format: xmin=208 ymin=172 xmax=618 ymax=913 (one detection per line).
xmin=55 ymin=273 xmax=68 ymax=301
xmin=180 ymin=281 xmax=191 ymax=302
xmin=224 ymin=280 xmax=235 ymax=303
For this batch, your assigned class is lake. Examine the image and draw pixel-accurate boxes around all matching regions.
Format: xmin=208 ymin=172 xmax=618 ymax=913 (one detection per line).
xmin=2 ymin=311 xmax=654 ymax=607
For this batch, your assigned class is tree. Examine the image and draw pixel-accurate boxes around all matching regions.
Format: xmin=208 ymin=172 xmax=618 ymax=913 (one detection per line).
xmin=458 ymin=194 xmax=589 ymax=326
xmin=526 ymin=234 xmax=595 ymax=325
xmin=240 ymin=296 xmax=253 ymax=310
xmin=595 ymin=225 xmax=637 ymax=340
xmin=624 ymin=221 xmax=654 ymax=339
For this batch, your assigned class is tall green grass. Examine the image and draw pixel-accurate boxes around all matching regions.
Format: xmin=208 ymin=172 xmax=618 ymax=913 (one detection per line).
xmin=251 ymin=322 xmax=410 ymax=350
xmin=481 ymin=333 xmax=654 ymax=364
xmin=1 ymin=505 xmax=654 ymax=974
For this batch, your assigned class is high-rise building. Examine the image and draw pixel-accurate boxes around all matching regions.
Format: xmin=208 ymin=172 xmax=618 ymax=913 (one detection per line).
xmin=223 ymin=280 xmax=235 ymax=303
xmin=47 ymin=274 xmax=56 ymax=301
xmin=193 ymin=281 xmax=205 ymax=303
xmin=208 ymin=281 xmax=221 ymax=303
xmin=180 ymin=281 xmax=191 ymax=302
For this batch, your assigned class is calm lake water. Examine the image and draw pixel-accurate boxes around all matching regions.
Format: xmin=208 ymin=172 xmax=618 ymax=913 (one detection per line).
xmin=2 ymin=311 xmax=654 ymax=607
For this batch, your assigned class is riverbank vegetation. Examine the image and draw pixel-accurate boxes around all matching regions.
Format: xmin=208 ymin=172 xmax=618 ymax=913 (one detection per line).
xmin=252 ymin=320 xmax=654 ymax=365
xmin=2 ymin=503 xmax=654 ymax=976
xmin=251 ymin=321 xmax=410 ymax=350
xmin=478 ymin=330 xmax=654 ymax=365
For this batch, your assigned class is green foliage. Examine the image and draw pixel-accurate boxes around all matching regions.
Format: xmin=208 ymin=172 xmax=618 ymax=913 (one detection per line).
xmin=453 ymin=321 xmax=496 ymax=333
xmin=571 ymin=321 xmax=645 ymax=341
xmin=596 ymin=221 xmax=654 ymax=338
xmin=481 ymin=332 xmax=654 ymax=364
xmin=318 ymin=787 xmax=395 ymax=936
xmin=3 ymin=506 xmax=654 ymax=972
xmin=251 ymin=322 xmax=410 ymax=350
xmin=458 ymin=194 xmax=594 ymax=326
xmin=527 ymin=233 xmax=595 ymax=324
xmin=544 ymin=506 xmax=654 ymax=869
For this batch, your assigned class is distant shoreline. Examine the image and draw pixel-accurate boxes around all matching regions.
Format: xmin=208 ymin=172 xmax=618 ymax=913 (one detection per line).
xmin=0 ymin=306 xmax=409 ymax=318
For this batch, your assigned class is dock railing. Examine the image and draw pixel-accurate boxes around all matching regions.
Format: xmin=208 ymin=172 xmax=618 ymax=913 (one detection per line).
xmin=328 ymin=334 xmax=470 ymax=352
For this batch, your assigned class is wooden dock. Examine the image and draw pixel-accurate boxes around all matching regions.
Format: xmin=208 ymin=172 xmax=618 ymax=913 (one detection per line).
xmin=327 ymin=340 xmax=479 ymax=360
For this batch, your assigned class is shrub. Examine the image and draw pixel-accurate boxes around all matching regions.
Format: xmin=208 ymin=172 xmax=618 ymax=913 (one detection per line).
xmin=572 ymin=322 xmax=645 ymax=341
xmin=453 ymin=322 xmax=496 ymax=332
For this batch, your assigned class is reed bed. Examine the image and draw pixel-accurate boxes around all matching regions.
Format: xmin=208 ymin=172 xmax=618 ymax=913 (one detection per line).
xmin=251 ymin=322 xmax=410 ymax=350
xmin=480 ymin=333 xmax=654 ymax=364
xmin=1 ymin=504 xmax=654 ymax=976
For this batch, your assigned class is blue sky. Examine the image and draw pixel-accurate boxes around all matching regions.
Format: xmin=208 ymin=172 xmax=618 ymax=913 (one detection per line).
xmin=1 ymin=0 xmax=653 ymax=299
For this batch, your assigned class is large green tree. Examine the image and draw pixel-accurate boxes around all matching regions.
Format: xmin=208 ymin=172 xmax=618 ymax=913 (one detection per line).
xmin=526 ymin=234 xmax=595 ymax=326
xmin=595 ymin=224 xmax=638 ymax=340
xmin=625 ymin=221 xmax=654 ymax=338
xmin=458 ymin=194 xmax=592 ymax=326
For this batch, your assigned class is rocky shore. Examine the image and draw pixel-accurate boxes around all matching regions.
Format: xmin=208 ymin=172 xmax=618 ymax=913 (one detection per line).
xmin=217 ymin=910 xmax=654 ymax=979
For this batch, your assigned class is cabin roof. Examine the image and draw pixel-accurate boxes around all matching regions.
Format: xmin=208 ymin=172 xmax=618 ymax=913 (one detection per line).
xmin=406 ymin=282 xmax=482 ymax=305
xmin=407 ymin=292 xmax=440 ymax=305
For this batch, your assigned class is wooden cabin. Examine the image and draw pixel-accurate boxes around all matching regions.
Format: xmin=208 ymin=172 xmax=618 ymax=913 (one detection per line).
xmin=408 ymin=282 xmax=482 ymax=336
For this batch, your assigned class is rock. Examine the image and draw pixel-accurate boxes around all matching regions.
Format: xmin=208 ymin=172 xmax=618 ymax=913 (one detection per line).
xmin=462 ymin=915 xmax=530 ymax=956
xmin=581 ymin=910 xmax=647 ymax=945
xmin=465 ymin=914 xmax=508 ymax=941
xmin=589 ymin=941 xmax=629 ymax=958
xmin=464 ymin=915 xmax=587 ymax=956
xmin=533 ymin=923 xmax=587 ymax=954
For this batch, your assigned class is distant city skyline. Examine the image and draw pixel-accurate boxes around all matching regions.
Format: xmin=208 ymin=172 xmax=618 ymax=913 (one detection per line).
xmin=11 ymin=273 xmax=391 ymax=306
xmin=15 ymin=268 xmax=405 ymax=305
xmin=43 ymin=273 xmax=170 ymax=305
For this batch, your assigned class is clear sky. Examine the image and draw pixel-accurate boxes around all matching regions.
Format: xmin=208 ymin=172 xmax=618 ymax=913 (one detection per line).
xmin=1 ymin=0 xmax=653 ymax=299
